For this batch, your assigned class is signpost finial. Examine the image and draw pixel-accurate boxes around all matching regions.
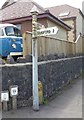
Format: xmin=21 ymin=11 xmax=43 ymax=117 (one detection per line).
xmin=30 ymin=5 xmax=39 ymax=14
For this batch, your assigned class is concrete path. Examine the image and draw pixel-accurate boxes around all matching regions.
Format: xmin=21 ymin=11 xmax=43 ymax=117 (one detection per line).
xmin=1 ymin=78 xmax=82 ymax=118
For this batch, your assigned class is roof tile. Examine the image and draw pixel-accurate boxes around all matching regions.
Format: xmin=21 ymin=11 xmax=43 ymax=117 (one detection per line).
xmin=47 ymin=4 xmax=79 ymax=19
xmin=0 ymin=0 xmax=45 ymax=21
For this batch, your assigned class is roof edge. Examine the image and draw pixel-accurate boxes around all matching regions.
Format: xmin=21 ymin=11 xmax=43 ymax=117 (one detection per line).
xmin=1 ymin=12 xmax=71 ymax=31
xmin=79 ymin=9 xmax=84 ymax=18
xmin=45 ymin=11 xmax=71 ymax=30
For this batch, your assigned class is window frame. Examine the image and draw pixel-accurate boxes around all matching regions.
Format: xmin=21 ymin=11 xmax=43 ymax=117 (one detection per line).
xmin=0 ymin=28 xmax=4 ymax=36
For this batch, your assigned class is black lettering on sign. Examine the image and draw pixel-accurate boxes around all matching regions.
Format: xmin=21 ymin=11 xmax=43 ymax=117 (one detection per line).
xmin=3 ymin=94 xmax=7 ymax=100
xmin=53 ymin=29 xmax=54 ymax=33
xmin=13 ymin=89 xmax=16 ymax=94
xmin=49 ymin=30 xmax=51 ymax=33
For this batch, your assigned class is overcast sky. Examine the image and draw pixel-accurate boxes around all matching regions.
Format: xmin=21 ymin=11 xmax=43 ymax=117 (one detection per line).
xmin=34 ymin=0 xmax=83 ymax=10
xmin=0 ymin=0 xmax=83 ymax=10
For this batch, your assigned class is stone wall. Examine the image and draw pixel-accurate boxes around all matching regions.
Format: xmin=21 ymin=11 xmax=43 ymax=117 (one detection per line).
xmin=1 ymin=56 xmax=83 ymax=109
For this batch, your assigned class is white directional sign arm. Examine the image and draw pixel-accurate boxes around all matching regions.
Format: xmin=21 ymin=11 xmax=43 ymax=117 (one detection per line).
xmin=37 ymin=26 xmax=58 ymax=36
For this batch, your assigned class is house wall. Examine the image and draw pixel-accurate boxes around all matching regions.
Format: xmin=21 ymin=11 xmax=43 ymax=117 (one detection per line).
xmin=38 ymin=18 xmax=48 ymax=28
xmin=47 ymin=19 xmax=68 ymax=40
xmin=2 ymin=17 xmax=69 ymax=40
xmin=15 ymin=18 xmax=48 ymax=34
xmin=82 ymin=17 xmax=84 ymax=35
xmin=63 ymin=12 xmax=84 ymax=42
xmin=63 ymin=19 xmax=76 ymax=42
xmin=13 ymin=18 xmax=68 ymax=41
xmin=20 ymin=17 xmax=68 ymax=40
xmin=21 ymin=20 xmax=32 ymax=33
xmin=76 ymin=13 xmax=84 ymax=37
xmin=83 ymin=2 xmax=84 ymax=15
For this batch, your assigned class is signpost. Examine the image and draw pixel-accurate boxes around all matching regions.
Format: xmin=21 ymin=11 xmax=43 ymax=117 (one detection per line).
xmin=30 ymin=5 xmax=58 ymax=111
xmin=30 ymin=5 xmax=39 ymax=111
xmin=1 ymin=91 xmax=9 ymax=102
xmin=37 ymin=26 xmax=58 ymax=36
xmin=1 ymin=91 xmax=9 ymax=111
xmin=10 ymin=85 xmax=18 ymax=97
xmin=10 ymin=85 xmax=18 ymax=110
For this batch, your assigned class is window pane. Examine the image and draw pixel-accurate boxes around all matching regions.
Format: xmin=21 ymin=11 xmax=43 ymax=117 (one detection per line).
xmin=14 ymin=27 xmax=22 ymax=37
xmin=5 ymin=26 xmax=22 ymax=37
xmin=5 ymin=27 xmax=14 ymax=36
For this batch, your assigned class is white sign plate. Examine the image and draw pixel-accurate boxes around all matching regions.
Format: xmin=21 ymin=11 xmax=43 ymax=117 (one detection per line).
xmin=1 ymin=91 xmax=9 ymax=102
xmin=37 ymin=26 xmax=58 ymax=36
xmin=10 ymin=85 xmax=18 ymax=97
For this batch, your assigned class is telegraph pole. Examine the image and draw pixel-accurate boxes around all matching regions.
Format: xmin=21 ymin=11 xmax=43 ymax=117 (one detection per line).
xmin=30 ymin=5 xmax=39 ymax=111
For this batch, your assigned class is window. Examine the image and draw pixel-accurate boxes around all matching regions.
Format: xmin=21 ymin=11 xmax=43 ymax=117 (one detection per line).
xmin=5 ymin=26 xmax=22 ymax=37
xmin=59 ymin=12 xmax=70 ymax=17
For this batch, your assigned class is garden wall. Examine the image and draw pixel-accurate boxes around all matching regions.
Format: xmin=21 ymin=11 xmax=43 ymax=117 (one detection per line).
xmin=1 ymin=56 xmax=83 ymax=109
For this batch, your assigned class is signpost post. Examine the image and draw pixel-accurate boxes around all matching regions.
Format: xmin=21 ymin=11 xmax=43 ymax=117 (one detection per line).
xmin=32 ymin=21 xmax=45 ymax=29
xmin=30 ymin=5 xmax=58 ymax=111
xmin=10 ymin=85 xmax=18 ymax=110
xmin=30 ymin=5 xmax=39 ymax=111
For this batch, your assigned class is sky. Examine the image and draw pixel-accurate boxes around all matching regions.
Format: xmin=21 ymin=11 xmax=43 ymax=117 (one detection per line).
xmin=33 ymin=0 xmax=83 ymax=10
xmin=0 ymin=0 xmax=83 ymax=10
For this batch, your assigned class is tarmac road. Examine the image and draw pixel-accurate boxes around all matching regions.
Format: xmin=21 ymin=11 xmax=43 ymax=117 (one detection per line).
xmin=0 ymin=78 xmax=83 ymax=119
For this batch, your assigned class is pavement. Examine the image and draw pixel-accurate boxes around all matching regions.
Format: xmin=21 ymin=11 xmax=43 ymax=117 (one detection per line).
xmin=0 ymin=78 xmax=83 ymax=119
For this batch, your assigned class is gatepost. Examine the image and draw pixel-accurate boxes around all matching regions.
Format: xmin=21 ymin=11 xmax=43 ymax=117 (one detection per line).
xmin=10 ymin=85 xmax=18 ymax=110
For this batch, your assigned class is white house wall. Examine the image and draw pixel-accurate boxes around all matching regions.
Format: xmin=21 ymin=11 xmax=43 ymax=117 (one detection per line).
xmin=76 ymin=13 xmax=84 ymax=37
xmin=47 ymin=19 xmax=67 ymax=40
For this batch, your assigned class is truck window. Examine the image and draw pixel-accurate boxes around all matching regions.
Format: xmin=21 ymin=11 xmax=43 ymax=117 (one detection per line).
xmin=5 ymin=26 xmax=22 ymax=37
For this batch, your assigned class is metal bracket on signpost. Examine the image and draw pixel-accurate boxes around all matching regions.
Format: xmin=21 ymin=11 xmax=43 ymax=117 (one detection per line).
xmin=10 ymin=85 xmax=18 ymax=110
xmin=1 ymin=91 xmax=9 ymax=111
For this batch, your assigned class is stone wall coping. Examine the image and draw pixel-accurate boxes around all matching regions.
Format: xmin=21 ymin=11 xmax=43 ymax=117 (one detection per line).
xmin=38 ymin=56 xmax=83 ymax=65
xmin=0 ymin=56 xmax=83 ymax=68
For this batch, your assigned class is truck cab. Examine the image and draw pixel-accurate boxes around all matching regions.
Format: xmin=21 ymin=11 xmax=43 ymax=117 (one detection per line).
xmin=0 ymin=23 xmax=23 ymax=60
